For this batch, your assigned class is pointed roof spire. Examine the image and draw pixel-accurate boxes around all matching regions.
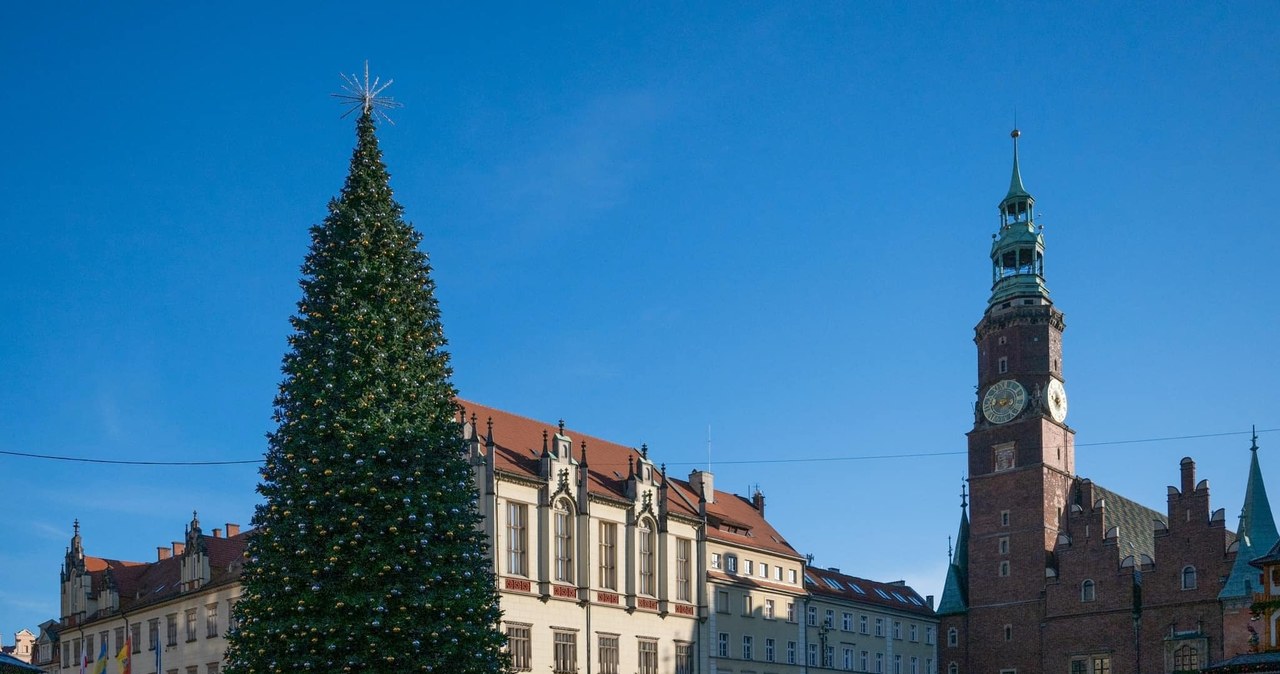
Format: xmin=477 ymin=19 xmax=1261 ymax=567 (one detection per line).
xmin=1221 ymin=433 xmax=1279 ymax=600
xmin=937 ymin=480 xmax=971 ymax=615
xmin=1005 ymin=128 xmax=1031 ymax=203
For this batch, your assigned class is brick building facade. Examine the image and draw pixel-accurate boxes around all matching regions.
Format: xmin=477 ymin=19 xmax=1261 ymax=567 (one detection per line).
xmin=936 ymin=131 xmax=1275 ymax=674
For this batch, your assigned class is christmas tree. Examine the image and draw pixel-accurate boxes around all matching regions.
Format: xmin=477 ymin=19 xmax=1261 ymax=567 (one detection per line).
xmin=225 ymin=73 xmax=508 ymax=674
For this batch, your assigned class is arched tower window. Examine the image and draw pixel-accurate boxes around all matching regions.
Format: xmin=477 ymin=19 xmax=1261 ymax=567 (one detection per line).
xmin=948 ymin=662 xmax=959 ymax=674
xmin=947 ymin=627 xmax=958 ymax=647
xmin=553 ymin=499 xmax=574 ymax=584
xmin=1081 ymin=579 xmax=1096 ymax=602
xmin=1182 ymin=565 xmax=1198 ymax=590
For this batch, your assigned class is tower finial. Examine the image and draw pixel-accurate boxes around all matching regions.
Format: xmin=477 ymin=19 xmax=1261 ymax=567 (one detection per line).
xmin=961 ymin=480 xmax=969 ymax=510
xmin=332 ymin=61 xmax=403 ymax=123
xmin=73 ymin=519 xmax=80 ymax=536
xmin=558 ymin=419 xmax=565 ymax=435
xmin=1253 ymin=425 xmax=1260 ymax=452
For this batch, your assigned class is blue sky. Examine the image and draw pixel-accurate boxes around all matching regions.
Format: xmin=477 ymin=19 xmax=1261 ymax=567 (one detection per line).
xmin=2 ymin=3 xmax=1278 ymax=634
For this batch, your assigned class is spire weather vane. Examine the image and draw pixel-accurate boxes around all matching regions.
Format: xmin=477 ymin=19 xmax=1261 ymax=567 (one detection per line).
xmin=332 ymin=61 xmax=403 ymax=123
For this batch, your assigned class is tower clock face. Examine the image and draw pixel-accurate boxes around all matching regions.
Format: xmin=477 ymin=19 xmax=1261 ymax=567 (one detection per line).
xmin=982 ymin=379 xmax=1027 ymax=424
xmin=1046 ymin=379 xmax=1068 ymax=423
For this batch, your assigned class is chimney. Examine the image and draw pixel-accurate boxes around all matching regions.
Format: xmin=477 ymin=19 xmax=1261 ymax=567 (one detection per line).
xmin=225 ymin=523 xmax=241 ymax=537
xmin=752 ymin=490 xmax=765 ymax=516
xmin=1180 ymin=457 xmax=1196 ymax=495
xmin=689 ymin=470 xmax=715 ymax=504
xmin=171 ymin=542 xmax=185 ymax=557
xmin=927 ymin=595 xmax=935 ymax=610
xmin=157 ymin=547 xmax=171 ymax=561
xmin=212 ymin=528 xmax=222 ymax=539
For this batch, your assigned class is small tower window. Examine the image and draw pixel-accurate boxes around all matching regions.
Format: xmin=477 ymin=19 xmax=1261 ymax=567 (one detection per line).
xmin=1182 ymin=566 xmax=1198 ymax=590
xmin=947 ymin=628 xmax=958 ymax=648
xmin=1081 ymin=579 xmax=1096 ymax=602
xmin=998 ymin=561 xmax=1010 ymax=577
xmin=1001 ymin=510 xmax=1011 ymax=527
xmin=998 ymin=357 xmax=1008 ymax=374
xmin=1004 ymin=625 xmax=1013 ymax=642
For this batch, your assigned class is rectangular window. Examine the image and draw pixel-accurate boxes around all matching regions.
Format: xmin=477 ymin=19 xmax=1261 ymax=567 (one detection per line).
xmin=910 ymin=624 xmax=919 ymax=642
xmin=638 ymin=639 xmax=658 ymax=674
xmin=717 ymin=590 xmax=730 ymax=614
xmin=718 ymin=632 xmax=729 ymax=658
xmin=808 ymin=643 xmax=818 ymax=666
xmin=63 ymin=642 xmax=69 ymax=668
xmin=726 ymin=555 xmax=738 ymax=573
xmin=895 ymin=654 xmax=903 ymax=674
xmin=148 ymin=618 xmax=159 ymax=650
xmin=807 ymin=605 xmax=817 ymax=626
xmin=999 ymin=536 xmax=1010 ymax=554
xmin=186 ymin=667 xmax=197 ymax=674
xmin=765 ymin=638 xmax=776 ymax=662
xmin=207 ymin=665 xmax=220 ymax=674
xmin=1001 ymin=510 xmax=1011 ymax=527
xmin=844 ymin=648 xmax=854 ymax=670
xmin=599 ymin=521 xmax=618 ymax=589
xmin=676 ymin=538 xmax=692 ymax=602
xmin=774 ymin=566 xmax=783 ymax=581
xmin=843 ymin=612 xmax=853 ymax=631
xmin=760 ymin=562 xmax=769 ymax=578
xmin=789 ymin=569 xmax=798 ymax=584
xmin=875 ymin=617 xmax=884 ymax=637
xmin=893 ymin=621 xmax=902 ymax=639
xmin=710 ymin=553 xmax=721 ymax=569
xmin=860 ymin=614 xmax=869 ymax=634
xmin=823 ymin=645 xmax=834 ymax=668
xmin=552 ymin=631 xmax=576 ymax=674
xmin=861 ymin=651 xmax=870 ymax=671
xmin=998 ymin=356 xmax=1008 ymax=373
xmin=554 ymin=508 xmax=574 ymax=583
xmin=787 ymin=641 xmax=797 ymax=665
xmin=72 ymin=639 xmax=81 ymax=665
xmin=227 ymin=598 xmax=239 ymax=633
xmin=787 ymin=601 xmax=796 ymax=622
xmin=675 ymin=642 xmax=693 ymax=674
xmin=999 ymin=560 xmax=1011 ymax=577
xmin=911 ymin=656 xmax=920 ymax=674
xmin=207 ymin=603 xmax=219 ymax=638
xmin=505 ymin=624 xmax=531 ymax=672
xmin=744 ymin=559 xmax=753 ymax=576
xmin=638 ymin=521 xmax=655 ymax=596
xmin=185 ymin=608 xmax=198 ymax=642
xmin=825 ymin=609 xmax=835 ymax=628
xmin=598 ymin=635 xmax=618 ymax=674
xmin=1092 ymin=656 xmax=1111 ymax=674
xmin=742 ymin=594 xmax=753 ymax=616
xmin=926 ymin=626 xmax=935 ymax=645
xmin=131 ymin=623 xmax=141 ymax=654
xmin=742 ymin=635 xmax=753 ymax=660
xmin=764 ymin=599 xmax=775 ymax=619
xmin=86 ymin=635 xmax=94 ymax=660
xmin=506 ymin=502 xmax=528 ymax=576
xmin=98 ymin=631 xmax=108 ymax=655
xmin=114 ymin=627 xmax=125 ymax=655
xmin=876 ymin=652 xmax=884 ymax=673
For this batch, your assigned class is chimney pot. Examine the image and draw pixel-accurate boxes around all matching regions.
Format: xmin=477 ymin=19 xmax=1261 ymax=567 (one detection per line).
xmin=225 ymin=523 xmax=241 ymax=537
xmin=172 ymin=542 xmax=185 ymax=556
xmin=212 ymin=528 xmax=222 ymax=538
xmin=157 ymin=547 xmax=171 ymax=561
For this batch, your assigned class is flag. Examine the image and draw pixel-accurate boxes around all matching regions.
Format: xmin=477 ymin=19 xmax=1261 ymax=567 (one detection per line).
xmin=116 ymin=631 xmax=132 ymax=674
xmin=80 ymin=646 xmax=88 ymax=674
xmin=154 ymin=640 xmax=161 ymax=674
xmin=92 ymin=640 xmax=108 ymax=674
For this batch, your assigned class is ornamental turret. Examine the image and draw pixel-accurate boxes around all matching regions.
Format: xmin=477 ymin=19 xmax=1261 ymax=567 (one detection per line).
xmin=989 ymin=129 xmax=1048 ymax=309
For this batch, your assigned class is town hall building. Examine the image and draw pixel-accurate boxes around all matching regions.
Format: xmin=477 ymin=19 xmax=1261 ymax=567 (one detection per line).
xmin=936 ymin=131 xmax=1277 ymax=674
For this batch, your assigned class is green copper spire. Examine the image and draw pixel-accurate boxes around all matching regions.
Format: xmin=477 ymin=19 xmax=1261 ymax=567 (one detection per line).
xmin=987 ymin=129 xmax=1048 ymax=309
xmin=1221 ymin=430 xmax=1278 ymax=600
xmin=938 ymin=485 xmax=970 ymax=615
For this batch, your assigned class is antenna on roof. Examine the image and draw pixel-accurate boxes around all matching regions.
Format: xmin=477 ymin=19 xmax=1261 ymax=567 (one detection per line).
xmin=707 ymin=424 xmax=712 ymax=473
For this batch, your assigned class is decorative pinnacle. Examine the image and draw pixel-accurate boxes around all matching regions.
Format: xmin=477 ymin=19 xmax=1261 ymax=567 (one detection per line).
xmin=73 ymin=519 xmax=80 ymax=536
xmin=960 ymin=481 xmax=969 ymax=509
xmin=558 ymin=419 xmax=565 ymax=435
xmin=332 ymin=61 xmax=403 ymax=123
xmin=1253 ymin=425 xmax=1259 ymax=452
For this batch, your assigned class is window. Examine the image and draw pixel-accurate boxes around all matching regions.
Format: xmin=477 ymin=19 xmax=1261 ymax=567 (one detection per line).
xmin=895 ymin=654 xmax=903 ymax=674
xmin=552 ymin=631 xmax=577 ymax=674
xmin=711 ymin=553 xmax=721 ymax=569
xmin=765 ymin=638 xmax=776 ymax=662
xmin=844 ymin=648 xmax=854 ymax=670
xmin=764 ymin=599 xmax=775 ymax=619
xmin=742 ymin=635 xmax=754 ymax=660
xmin=638 ymin=520 xmax=656 ymax=596
xmin=911 ymin=656 xmax=919 ymax=674
xmin=825 ymin=609 xmax=835 ymax=628
xmin=744 ymin=559 xmax=753 ymax=576
xmin=131 ymin=623 xmax=141 ymax=654
xmin=949 ymin=663 xmax=959 ymax=674
xmin=1173 ymin=644 xmax=1199 ymax=670
xmin=927 ymin=659 xmax=934 ymax=674
xmin=227 ymin=598 xmax=238 ymax=633
xmin=875 ymin=617 xmax=884 ymax=637
xmin=599 ymin=522 xmax=618 ymax=589
xmin=999 ymin=537 xmax=1010 ymax=554
xmin=676 ymin=538 xmax=692 ymax=601
xmin=99 ymin=631 xmax=109 ymax=655
xmin=1001 ymin=510 xmax=1011 ymax=526
xmin=166 ymin=613 xmax=178 ymax=647
xmin=554 ymin=504 xmax=574 ymax=583
xmin=726 ymin=554 xmax=738 ymax=573
xmin=824 ymin=645 xmax=835 ymax=668
xmin=998 ymin=356 xmax=1008 ymax=373
xmin=893 ymin=620 xmax=902 ymax=639
xmin=787 ymin=641 xmax=797 ymax=664
xmin=789 ymin=569 xmax=798 ymax=584
xmin=860 ymin=614 xmax=869 ymax=634
xmin=598 ymin=635 xmax=618 ymax=674
xmin=207 ymin=665 xmax=220 ymax=674
xmin=206 ymin=603 xmax=219 ymax=638
xmin=1182 ymin=565 xmax=1198 ymax=590
xmin=760 ymin=562 xmax=769 ymax=578
xmin=926 ymin=626 xmax=936 ymax=645
xmin=1074 ymin=655 xmax=1112 ymax=674
xmin=717 ymin=590 xmax=730 ymax=613
xmin=718 ymin=632 xmax=729 ymax=658
xmin=843 ymin=612 xmax=853 ymax=631
xmin=808 ymin=643 xmax=818 ymax=666
xmin=114 ymin=627 xmax=125 ymax=654
xmin=186 ymin=667 xmax=197 ymax=674
xmin=910 ymin=624 xmax=919 ymax=642
xmin=506 ymin=502 xmax=528 ymax=576
xmin=999 ymin=561 xmax=1010 ymax=577
xmin=185 ymin=608 xmax=198 ymax=642
xmin=775 ymin=565 xmax=783 ymax=581
xmin=86 ymin=635 xmax=94 ymax=659
xmin=742 ymin=594 xmax=753 ymax=616
xmin=638 ymin=639 xmax=658 ymax=674
xmin=861 ymin=651 xmax=870 ymax=671
xmin=62 ymin=642 xmax=69 ymax=668
xmin=947 ymin=627 xmax=957 ymax=647
xmin=675 ymin=642 xmax=693 ymax=674
xmin=1004 ymin=624 xmax=1012 ymax=641
xmin=807 ymin=605 xmax=817 ymax=626
xmin=506 ymin=625 xmax=531 ymax=671
xmin=1081 ymin=579 xmax=1096 ymax=602
xmin=876 ymin=652 xmax=885 ymax=673
xmin=787 ymin=602 xmax=796 ymax=622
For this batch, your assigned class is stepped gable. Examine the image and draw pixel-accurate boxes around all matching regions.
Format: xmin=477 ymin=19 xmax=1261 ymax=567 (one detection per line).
xmin=461 ymin=399 xmax=801 ymax=560
xmin=805 ymin=565 xmax=936 ymax=618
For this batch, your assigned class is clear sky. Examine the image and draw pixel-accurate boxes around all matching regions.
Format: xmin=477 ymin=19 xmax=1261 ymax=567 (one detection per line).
xmin=2 ymin=2 xmax=1278 ymax=635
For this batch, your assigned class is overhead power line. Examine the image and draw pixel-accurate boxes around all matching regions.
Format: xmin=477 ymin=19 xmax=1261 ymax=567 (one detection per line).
xmin=1 ymin=428 xmax=1273 ymax=469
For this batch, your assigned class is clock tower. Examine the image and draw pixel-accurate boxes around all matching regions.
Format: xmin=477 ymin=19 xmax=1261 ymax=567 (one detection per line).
xmin=958 ymin=130 xmax=1078 ymax=672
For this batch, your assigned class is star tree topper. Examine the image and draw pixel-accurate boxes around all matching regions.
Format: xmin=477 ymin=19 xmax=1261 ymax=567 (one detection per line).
xmin=332 ymin=61 xmax=403 ymax=123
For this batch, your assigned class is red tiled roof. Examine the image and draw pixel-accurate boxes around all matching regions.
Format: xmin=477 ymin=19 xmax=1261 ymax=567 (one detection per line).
xmin=804 ymin=566 xmax=935 ymax=617
xmin=81 ymin=532 xmax=250 ymax=616
xmin=460 ymin=400 xmax=801 ymax=560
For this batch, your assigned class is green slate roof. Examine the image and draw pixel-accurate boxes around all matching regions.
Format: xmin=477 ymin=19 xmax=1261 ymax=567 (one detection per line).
xmin=1092 ymin=483 xmax=1167 ymax=564
xmin=1222 ymin=446 xmax=1278 ymax=599
xmin=937 ymin=507 xmax=969 ymax=615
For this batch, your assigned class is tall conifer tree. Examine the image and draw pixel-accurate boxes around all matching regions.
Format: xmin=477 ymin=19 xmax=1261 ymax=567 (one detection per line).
xmin=226 ymin=101 xmax=507 ymax=673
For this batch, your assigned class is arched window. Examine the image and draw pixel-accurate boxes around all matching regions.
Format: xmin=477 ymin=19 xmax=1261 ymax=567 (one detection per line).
xmin=948 ymin=662 xmax=959 ymax=674
xmin=1182 ymin=565 xmax=1198 ymax=590
xmin=638 ymin=518 xmax=656 ymax=596
xmin=553 ymin=499 xmax=574 ymax=583
xmin=947 ymin=627 xmax=958 ymax=647
xmin=1081 ymin=579 xmax=1096 ymax=602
